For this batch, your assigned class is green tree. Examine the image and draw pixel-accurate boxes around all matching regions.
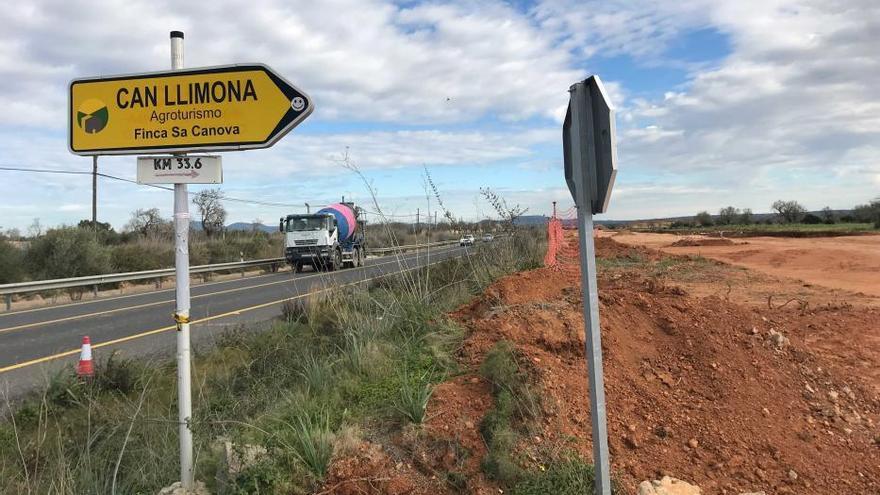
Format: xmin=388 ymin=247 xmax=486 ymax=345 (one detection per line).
xmin=126 ymin=208 xmax=166 ymax=237
xmin=821 ymin=206 xmax=836 ymax=224
xmin=852 ymin=199 xmax=880 ymax=228
xmin=0 ymin=239 xmax=25 ymax=283
xmin=25 ymin=227 xmax=111 ymax=280
xmin=771 ymin=200 xmax=806 ymax=223
xmin=717 ymin=206 xmax=740 ymax=225
xmin=738 ymin=208 xmax=753 ymax=225
xmin=694 ymin=211 xmax=713 ymax=227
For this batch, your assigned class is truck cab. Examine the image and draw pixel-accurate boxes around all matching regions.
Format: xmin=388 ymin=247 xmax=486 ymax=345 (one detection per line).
xmin=281 ymin=204 xmax=365 ymax=272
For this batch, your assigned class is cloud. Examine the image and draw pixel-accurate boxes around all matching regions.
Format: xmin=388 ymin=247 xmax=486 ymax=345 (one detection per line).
xmin=0 ymin=0 xmax=583 ymax=129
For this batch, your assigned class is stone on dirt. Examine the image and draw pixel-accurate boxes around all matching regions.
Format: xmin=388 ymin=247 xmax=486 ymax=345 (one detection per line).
xmin=637 ymin=476 xmax=701 ymax=495
xmin=222 ymin=441 xmax=268 ymax=478
xmin=157 ymin=481 xmax=210 ymax=495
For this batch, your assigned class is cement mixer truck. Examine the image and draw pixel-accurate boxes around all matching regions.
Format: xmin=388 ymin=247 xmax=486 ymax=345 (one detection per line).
xmin=280 ymin=202 xmax=366 ymax=272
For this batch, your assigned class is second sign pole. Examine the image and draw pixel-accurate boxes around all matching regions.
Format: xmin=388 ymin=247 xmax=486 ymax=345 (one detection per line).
xmin=170 ymin=30 xmax=195 ymax=489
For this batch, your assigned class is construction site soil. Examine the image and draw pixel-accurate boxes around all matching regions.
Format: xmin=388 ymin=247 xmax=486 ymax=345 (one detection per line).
xmin=321 ymin=235 xmax=880 ymax=494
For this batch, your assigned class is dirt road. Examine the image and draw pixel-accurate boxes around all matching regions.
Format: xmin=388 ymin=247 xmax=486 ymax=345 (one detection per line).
xmin=610 ymin=232 xmax=880 ymax=299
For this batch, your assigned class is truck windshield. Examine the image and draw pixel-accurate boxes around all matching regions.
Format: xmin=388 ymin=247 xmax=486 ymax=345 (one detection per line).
xmin=286 ymin=216 xmax=326 ymax=232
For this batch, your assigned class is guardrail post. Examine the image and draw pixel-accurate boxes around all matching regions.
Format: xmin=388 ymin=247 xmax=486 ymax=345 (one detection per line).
xmin=4 ymin=295 xmax=10 ymax=312
xmin=93 ymin=284 xmax=99 ymax=298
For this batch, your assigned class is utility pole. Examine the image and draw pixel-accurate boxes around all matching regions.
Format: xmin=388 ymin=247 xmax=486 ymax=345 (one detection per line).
xmin=416 ymin=208 xmax=420 ymax=233
xmin=91 ymin=156 xmax=98 ymax=230
xmin=552 ymin=201 xmax=557 ymax=219
xmin=170 ymin=30 xmax=194 ymax=489
xmin=305 ymin=202 xmax=310 ymax=214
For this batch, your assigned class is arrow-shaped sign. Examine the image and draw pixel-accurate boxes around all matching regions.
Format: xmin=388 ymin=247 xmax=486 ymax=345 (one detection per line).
xmin=69 ymin=64 xmax=313 ymax=155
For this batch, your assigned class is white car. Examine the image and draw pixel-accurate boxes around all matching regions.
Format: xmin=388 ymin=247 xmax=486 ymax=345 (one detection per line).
xmin=482 ymin=233 xmax=494 ymax=242
xmin=459 ymin=234 xmax=475 ymax=246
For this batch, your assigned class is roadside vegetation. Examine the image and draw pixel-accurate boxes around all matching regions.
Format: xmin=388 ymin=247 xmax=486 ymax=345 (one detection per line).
xmin=0 ymin=229 xmax=544 ymax=494
xmin=635 ymin=198 xmax=880 ymax=235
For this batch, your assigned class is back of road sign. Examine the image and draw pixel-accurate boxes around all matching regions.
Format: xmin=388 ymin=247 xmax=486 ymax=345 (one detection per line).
xmin=563 ymin=75 xmax=617 ymax=214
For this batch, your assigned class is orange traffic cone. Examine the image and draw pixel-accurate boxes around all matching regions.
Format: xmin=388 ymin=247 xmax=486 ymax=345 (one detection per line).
xmin=77 ymin=336 xmax=94 ymax=377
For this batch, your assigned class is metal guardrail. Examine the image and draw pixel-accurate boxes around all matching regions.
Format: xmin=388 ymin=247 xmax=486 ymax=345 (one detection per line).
xmin=0 ymin=239 xmax=463 ymax=309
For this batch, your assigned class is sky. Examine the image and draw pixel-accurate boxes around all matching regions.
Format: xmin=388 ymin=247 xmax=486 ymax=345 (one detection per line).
xmin=0 ymin=0 xmax=878 ymax=231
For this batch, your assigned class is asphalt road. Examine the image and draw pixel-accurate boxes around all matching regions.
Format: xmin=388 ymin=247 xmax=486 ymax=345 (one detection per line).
xmin=0 ymin=245 xmax=467 ymax=396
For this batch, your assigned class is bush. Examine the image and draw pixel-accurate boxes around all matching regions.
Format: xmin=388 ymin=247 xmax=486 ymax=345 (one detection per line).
xmin=25 ymin=227 xmax=111 ymax=279
xmin=0 ymin=239 xmax=25 ymax=283
xmin=802 ymin=213 xmax=823 ymax=224
xmin=393 ymin=370 xmax=434 ymax=424
xmin=111 ymin=242 xmax=174 ymax=272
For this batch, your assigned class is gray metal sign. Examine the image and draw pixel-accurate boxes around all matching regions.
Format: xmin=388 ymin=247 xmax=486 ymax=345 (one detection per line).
xmin=563 ymin=75 xmax=617 ymax=214
xmin=562 ymin=74 xmax=617 ymax=495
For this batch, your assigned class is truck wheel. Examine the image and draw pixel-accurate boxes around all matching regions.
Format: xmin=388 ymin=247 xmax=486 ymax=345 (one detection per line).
xmin=356 ymin=248 xmax=363 ymax=267
xmin=334 ymin=249 xmax=343 ymax=270
xmin=294 ymin=263 xmax=303 ymax=274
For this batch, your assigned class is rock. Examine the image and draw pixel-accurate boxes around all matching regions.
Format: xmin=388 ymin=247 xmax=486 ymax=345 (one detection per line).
xmin=637 ymin=476 xmax=702 ymax=495
xmin=768 ymin=329 xmax=789 ymax=349
xmin=464 ymin=421 xmax=475 ymax=429
xmin=223 ymin=441 xmax=268 ymax=479
xmin=828 ymin=390 xmax=839 ymax=403
xmin=788 ymin=469 xmax=798 ymax=481
xmin=157 ymin=481 xmax=210 ymax=495
xmin=469 ymin=377 xmax=480 ymax=384
xmin=761 ymin=408 xmax=770 ymax=417
xmin=687 ymin=438 xmax=699 ymax=449
xmin=623 ymin=434 xmax=640 ymax=449
xmin=738 ymin=492 xmax=767 ymax=495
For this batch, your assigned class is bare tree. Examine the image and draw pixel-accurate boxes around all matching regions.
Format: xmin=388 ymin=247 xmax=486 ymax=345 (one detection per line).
xmin=717 ymin=206 xmax=740 ymax=225
xmin=28 ymin=218 xmax=42 ymax=238
xmin=480 ymin=187 xmax=528 ymax=229
xmin=193 ymin=189 xmax=227 ymax=238
xmin=738 ymin=208 xmax=753 ymax=225
xmin=771 ymin=200 xmax=806 ymax=223
xmin=126 ymin=208 xmax=164 ymax=237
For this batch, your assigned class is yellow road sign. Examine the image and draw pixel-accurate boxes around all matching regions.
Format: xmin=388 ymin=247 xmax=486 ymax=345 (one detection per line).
xmin=69 ymin=64 xmax=312 ymax=155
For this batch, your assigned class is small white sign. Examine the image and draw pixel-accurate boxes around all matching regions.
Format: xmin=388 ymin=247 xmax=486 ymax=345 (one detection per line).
xmin=137 ymin=155 xmax=223 ymax=184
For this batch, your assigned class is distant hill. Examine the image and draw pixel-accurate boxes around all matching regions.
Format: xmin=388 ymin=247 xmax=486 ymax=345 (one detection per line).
xmin=227 ymin=222 xmax=278 ymax=233
xmin=513 ymin=215 xmax=549 ymax=226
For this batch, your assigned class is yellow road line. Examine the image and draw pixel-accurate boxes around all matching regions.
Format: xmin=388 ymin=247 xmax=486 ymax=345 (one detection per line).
xmin=0 ymin=247 xmax=447 ymax=318
xmin=0 ymin=250 xmax=451 ymax=334
xmin=0 ymin=254 xmax=461 ymax=374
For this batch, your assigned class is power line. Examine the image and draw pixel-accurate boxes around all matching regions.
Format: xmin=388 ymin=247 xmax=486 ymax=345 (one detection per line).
xmin=0 ymin=165 xmax=434 ymax=215
xmin=0 ymin=165 xmax=307 ymax=209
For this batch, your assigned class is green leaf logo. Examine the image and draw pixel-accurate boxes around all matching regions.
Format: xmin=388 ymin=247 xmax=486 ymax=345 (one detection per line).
xmin=77 ymin=99 xmax=109 ymax=134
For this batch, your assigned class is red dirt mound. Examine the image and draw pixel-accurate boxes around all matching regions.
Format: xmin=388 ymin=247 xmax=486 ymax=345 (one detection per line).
xmin=324 ymin=236 xmax=880 ymax=494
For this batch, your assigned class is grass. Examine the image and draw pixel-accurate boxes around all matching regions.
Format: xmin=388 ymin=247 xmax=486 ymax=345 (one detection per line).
xmin=393 ymin=370 xmax=434 ymax=424
xmin=643 ymin=222 xmax=876 ymax=236
xmin=478 ymin=341 xmax=542 ymax=486
xmin=0 ymin=229 xmax=545 ymax=494
xmin=511 ymin=456 xmax=620 ymax=495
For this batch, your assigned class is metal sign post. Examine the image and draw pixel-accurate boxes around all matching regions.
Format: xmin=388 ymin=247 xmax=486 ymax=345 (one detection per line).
xmin=563 ymin=75 xmax=618 ymax=495
xmin=67 ymin=30 xmax=313 ymax=490
xmin=170 ymin=30 xmax=194 ymax=489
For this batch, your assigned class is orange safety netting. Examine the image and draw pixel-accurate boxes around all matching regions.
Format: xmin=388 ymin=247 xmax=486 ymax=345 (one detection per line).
xmin=544 ymin=206 xmax=581 ymax=276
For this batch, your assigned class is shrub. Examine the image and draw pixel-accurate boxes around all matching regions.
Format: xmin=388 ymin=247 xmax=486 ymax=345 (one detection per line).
xmin=0 ymin=239 xmax=25 ymax=283
xmin=393 ymin=370 xmax=433 ymax=424
xmin=25 ymin=227 xmax=112 ymax=280
xmin=283 ymin=412 xmax=335 ymax=478
xmin=111 ymin=242 xmax=174 ymax=272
